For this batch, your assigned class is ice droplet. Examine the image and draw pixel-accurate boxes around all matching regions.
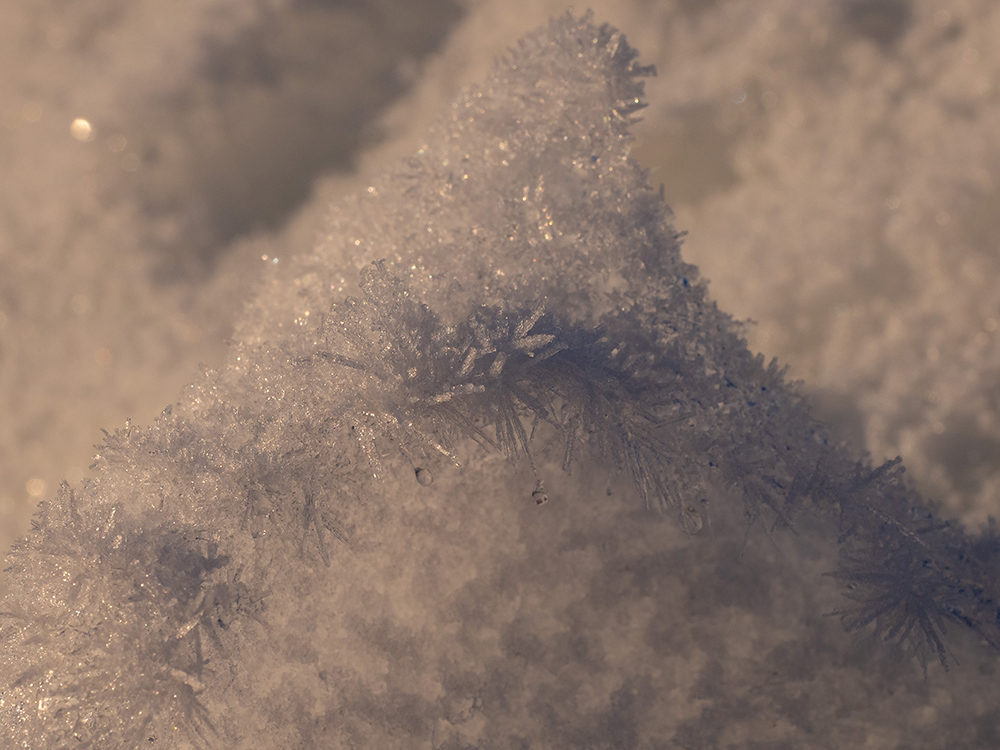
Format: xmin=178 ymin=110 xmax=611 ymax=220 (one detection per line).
xmin=70 ymin=118 xmax=94 ymax=141
xmin=414 ymin=467 xmax=433 ymax=486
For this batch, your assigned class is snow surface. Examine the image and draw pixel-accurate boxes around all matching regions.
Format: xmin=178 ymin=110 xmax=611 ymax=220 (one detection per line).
xmin=2 ymin=1 xmax=1000 ymax=748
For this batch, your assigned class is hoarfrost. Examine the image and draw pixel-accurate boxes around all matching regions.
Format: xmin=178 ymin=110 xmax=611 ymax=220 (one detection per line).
xmin=3 ymin=7 xmax=1000 ymax=750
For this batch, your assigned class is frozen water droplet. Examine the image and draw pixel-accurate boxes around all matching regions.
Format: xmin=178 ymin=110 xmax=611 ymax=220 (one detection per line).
xmin=415 ymin=467 xmax=433 ymax=486
xmin=531 ymin=481 xmax=548 ymax=505
xmin=679 ymin=503 xmax=704 ymax=535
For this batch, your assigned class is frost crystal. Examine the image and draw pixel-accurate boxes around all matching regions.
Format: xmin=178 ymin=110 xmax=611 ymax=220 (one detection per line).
xmin=3 ymin=11 xmax=1000 ymax=750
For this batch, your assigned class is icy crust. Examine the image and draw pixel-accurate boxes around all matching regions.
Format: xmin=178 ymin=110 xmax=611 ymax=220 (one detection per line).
xmin=3 ymin=12 xmax=1000 ymax=750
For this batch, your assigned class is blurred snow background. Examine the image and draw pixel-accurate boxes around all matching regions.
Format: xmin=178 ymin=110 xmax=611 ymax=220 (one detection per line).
xmin=1 ymin=0 xmax=998 ymax=612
